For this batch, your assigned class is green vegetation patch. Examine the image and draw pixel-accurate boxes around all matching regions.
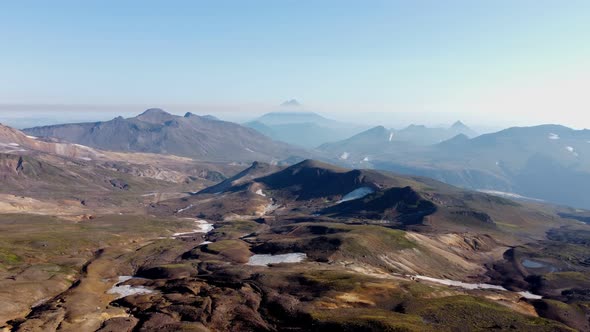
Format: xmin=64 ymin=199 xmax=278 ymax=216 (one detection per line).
xmin=291 ymin=222 xmax=416 ymax=250
xmin=299 ymin=270 xmax=371 ymax=292
xmin=203 ymin=240 xmax=251 ymax=263
xmin=210 ymin=220 xmax=261 ymax=240
xmin=410 ymin=295 xmax=573 ymax=331
xmin=310 ymin=308 xmax=430 ymax=332
xmin=0 ymin=248 xmax=22 ymax=266
xmin=543 ymin=272 xmax=590 ymax=283
xmin=340 ymin=225 xmax=416 ymax=265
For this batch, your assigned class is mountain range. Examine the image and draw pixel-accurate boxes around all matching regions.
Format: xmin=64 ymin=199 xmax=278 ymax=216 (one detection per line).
xmin=244 ymin=111 xmax=368 ymax=148
xmin=19 ymin=110 xmax=590 ymax=209
xmin=393 ymin=121 xmax=479 ymax=145
xmin=321 ymin=123 xmax=590 ymax=208
xmin=23 ymin=109 xmax=308 ymax=163
xmin=2 ymin=116 xmax=590 ymax=330
xmin=0 ymin=122 xmax=244 ymax=203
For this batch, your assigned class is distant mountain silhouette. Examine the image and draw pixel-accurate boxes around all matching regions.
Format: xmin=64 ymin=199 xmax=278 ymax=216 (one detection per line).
xmin=280 ymin=99 xmax=302 ymax=107
xmin=394 ymin=121 xmax=478 ymax=145
xmin=245 ymin=112 xmax=367 ymax=148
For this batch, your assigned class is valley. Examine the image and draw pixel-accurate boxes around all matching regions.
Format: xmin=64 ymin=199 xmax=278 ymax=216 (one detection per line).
xmin=1 ymin=118 xmax=589 ymax=331
xmin=5 ymin=2 xmax=590 ymax=331
xmin=1 ymin=120 xmax=589 ymax=330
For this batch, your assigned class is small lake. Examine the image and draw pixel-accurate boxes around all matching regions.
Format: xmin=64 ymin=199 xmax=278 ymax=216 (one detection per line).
xmin=521 ymin=259 xmax=557 ymax=272
xmin=522 ymin=259 xmax=546 ymax=269
xmin=247 ymin=253 xmax=307 ymax=266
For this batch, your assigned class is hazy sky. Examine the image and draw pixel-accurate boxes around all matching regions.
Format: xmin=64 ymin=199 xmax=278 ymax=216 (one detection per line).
xmin=1 ymin=1 xmax=590 ymax=128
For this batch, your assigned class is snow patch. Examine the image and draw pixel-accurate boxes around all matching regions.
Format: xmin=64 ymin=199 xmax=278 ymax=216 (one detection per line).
xmin=388 ymin=132 xmax=394 ymax=142
xmin=414 ymin=276 xmax=542 ymax=299
xmin=247 ymin=253 xmax=307 ymax=266
xmin=263 ymin=202 xmax=280 ymax=215
xmin=363 ymin=156 xmax=369 ymax=162
xmin=339 ymin=152 xmax=350 ymax=160
xmin=478 ymin=190 xmax=544 ymax=202
xmin=565 ymin=146 xmax=579 ymax=157
xmin=0 ymin=142 xmax=28 ymax=153
xmin=518 ymin=291 xmax=543 ymax=300
xmin=26 ymin=135 xmax=37 ymax=140
xmin=245 ymin=148 xmax=254 ymax=153
xmin=73 ymin=143 xmax=97 ymax=152
xmin=548 ymin=133 xmax=560 ymax=140
xmin=415 ymin=275 xmax=506 ymax=291
xmin=172 ymin=219 xmax=214 ymax=237
xmin=255 ymin=189 xmax=266 ymax=197
xmin=31 ymin=297 xmax=51 ymax=308
xmin=338 ymin=187 xmax=375 ymax=203
xmin=108 ymin=276 xmax=155 ymax=299
xmin=176 ymin=204 xmax=194 ymax=213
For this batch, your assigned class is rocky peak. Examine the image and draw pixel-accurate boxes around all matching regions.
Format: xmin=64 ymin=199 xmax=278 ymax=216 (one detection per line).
xmin=451 ymin=120 xmax=469 ymax=130
xmin=136 ymin=108 xmax=175 ymax=123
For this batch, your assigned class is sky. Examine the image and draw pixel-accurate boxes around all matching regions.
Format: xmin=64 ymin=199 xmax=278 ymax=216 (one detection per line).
xmin=1 ymin=0 xmax=590 ymax=129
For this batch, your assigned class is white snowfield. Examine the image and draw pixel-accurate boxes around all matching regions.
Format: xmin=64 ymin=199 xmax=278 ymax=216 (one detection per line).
xmin=175 ymin=204 xmax=194 ymax=213
xmin=107 ymin=276 xmax=155 ymax=299
xmin=0 ymin=142 xmax=27 ymax=153
xmin=478 ymin=190 xmax=544 ymax=202
xmin=565 ymin=146 xmax=579 ymax=156
xmin=414 ymin=275 xmax=542 ymax=300
xmin=247 ymin=253 xmax=307 ymax=266
xmin=338 ymin=187 xmax=375 ymax=203
xmin=548 ymin=133 xmax=560 ymax=140
xmin=172 ymin=219 xmax=214 ymax=237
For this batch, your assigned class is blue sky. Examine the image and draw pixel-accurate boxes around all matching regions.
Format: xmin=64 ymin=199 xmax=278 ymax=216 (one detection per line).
xmin=1 ymin=1 xmax=590 ymax=128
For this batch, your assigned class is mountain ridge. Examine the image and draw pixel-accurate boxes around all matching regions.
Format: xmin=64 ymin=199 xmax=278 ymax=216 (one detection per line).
xmin=24 ymin=109 xmax=309 ymax=163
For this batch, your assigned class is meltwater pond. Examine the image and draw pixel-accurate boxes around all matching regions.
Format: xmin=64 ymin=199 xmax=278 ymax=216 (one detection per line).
xmin=522 ymin=259 xmax=546 ymax=269
xmin=247 ymin=253 xmax=307 ymax=266
xmin=521 ymin=259 xmax=557 ymax=272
